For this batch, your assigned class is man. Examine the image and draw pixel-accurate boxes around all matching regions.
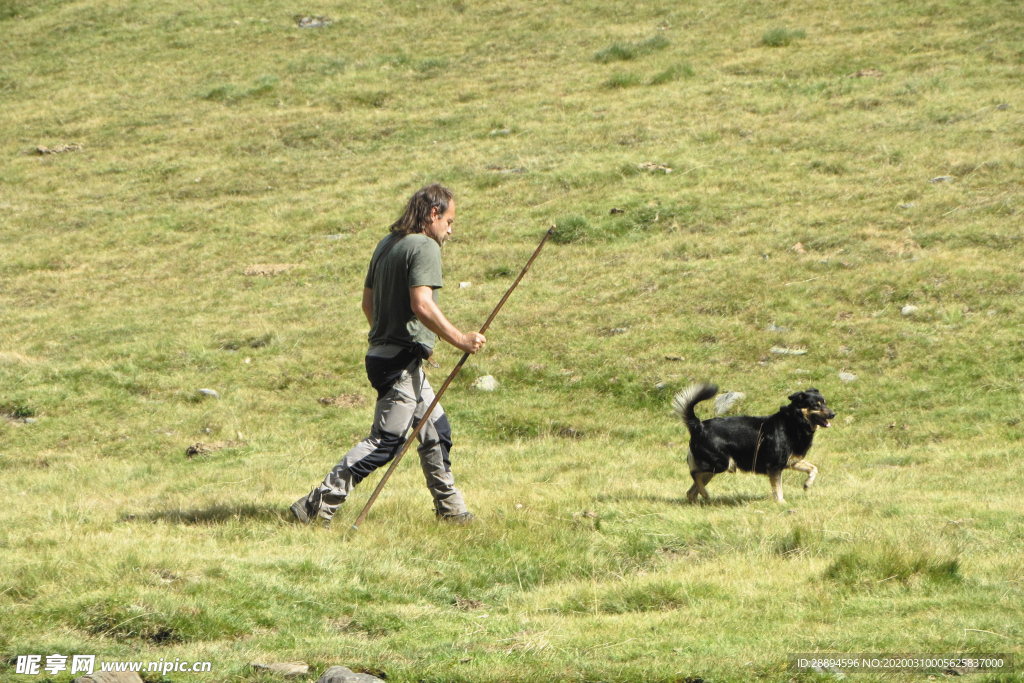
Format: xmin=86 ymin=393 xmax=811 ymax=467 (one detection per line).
xmin=291 ymin=184 xmax=485 ymax=527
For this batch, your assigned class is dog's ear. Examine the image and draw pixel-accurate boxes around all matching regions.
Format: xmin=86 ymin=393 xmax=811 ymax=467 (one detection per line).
xmin=787 ymin=391 xmax=807 ymax=404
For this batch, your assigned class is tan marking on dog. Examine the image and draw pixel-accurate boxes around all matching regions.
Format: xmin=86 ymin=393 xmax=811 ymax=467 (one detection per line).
xmin=801 ymin=407 xmax=819 ymax=430
xmin=727 ymin=457 xmax=737 ymax=473
xmin=789 ymin=459 xmax=818 ymax=489
xmin=786 ymin=454 xmax=804 ymax=468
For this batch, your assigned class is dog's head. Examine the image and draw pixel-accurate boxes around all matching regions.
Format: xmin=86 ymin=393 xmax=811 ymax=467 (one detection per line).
xmin=787 ymin=388 xmax=836 ymax=430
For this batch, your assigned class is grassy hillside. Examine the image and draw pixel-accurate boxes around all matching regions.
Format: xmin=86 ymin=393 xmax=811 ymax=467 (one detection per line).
xmin=1 ymin=0 xmax=1022 ymax=681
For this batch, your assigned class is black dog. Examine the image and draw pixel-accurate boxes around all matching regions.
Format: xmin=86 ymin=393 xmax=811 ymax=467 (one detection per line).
xmin=673 ymin=383 xmax=836 ymax=503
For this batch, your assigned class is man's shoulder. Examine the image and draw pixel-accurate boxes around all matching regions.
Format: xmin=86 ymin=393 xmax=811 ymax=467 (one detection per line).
xmin=395 ymin=234 xmax=441 ymax=259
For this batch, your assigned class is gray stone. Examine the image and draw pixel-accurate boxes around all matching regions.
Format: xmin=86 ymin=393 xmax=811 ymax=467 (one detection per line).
xmin=929 ymin=176 xmax=953 ymax=183
xmin=765 ymin=323 xmax=790 ymax=333
xmin=74 ymin=673 xmax=144 ymax=683
xmin=898 ymin=202 xmax=916 ymax=209
xmin=770 ymin=346 xmax=807 ymax=355
xmin=317 ymin=666 xmax=385 ymax=683
xmin=198 ymin=388 xmax=220 ymax=398
xmin=838 ymin=372 xmax=857 ymax=382
xmin=250 ymin=662 xmax=309 ymax=677
xmin=900 ymin=305 xmax=918 ymax=317
xmin=471 ymin=375 xmax=498 ymax=391
xmin=713 ymin=391 xmax=746 ymax=416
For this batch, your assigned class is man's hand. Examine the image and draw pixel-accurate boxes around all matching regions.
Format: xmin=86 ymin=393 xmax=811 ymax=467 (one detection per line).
xmin=459 ymin=332 xmax=486 ymax=354
xmin=409 ymin=286 xmax=486 ymax=354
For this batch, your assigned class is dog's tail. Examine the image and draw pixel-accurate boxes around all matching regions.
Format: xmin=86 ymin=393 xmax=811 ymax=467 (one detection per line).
xmin=672 ymin=383 xmax=718 ymax=435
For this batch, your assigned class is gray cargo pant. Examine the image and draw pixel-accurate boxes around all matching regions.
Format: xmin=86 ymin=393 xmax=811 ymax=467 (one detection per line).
xmin=314 ymin=353 xmax=468 ymax=522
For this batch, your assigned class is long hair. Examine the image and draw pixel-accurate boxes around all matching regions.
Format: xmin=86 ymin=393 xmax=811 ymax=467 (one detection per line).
xmin=389 ymin=184 xmax=453 ymax=237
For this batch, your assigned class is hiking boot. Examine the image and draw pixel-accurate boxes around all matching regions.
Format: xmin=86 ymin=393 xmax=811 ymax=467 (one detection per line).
xmin=290 ymin=488 xmax=327 ymax=527
xmin=436 ymin=511 xmax=475 ymax=524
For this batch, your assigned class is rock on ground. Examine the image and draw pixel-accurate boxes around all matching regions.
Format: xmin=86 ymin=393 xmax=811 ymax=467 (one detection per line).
xmin=317 ymin=666 xmax=385 ymax=683
xmin=471 ymin=375 xmax=498 ymax=391
xmin=900 ymin=305 xmax=919 ymax=316
xmin=838 ymin=372 xmax=857 ymax=382
xmin=243 ymin=264 xmax=297 ymax=276
xmin=714 ymin=391 xmax=746 ymax=416
xmin=74 ymin=673 xmax=143 ymax=683
xmin=250 ymin=662 xmax=309 ymax=677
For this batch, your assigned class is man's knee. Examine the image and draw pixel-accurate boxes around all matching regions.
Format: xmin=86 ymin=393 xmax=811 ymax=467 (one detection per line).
xmin=347 ymin=430 xmax=405 ymax=483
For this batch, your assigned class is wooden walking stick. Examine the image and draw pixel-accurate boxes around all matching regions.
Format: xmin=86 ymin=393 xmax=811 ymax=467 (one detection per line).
xmin=352 ymin=226 xmax=555 ymax=530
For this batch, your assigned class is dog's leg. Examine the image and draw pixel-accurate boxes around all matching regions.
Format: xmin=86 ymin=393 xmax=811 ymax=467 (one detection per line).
xmin=768 ymin=469 xmax=785 ymax=503
xmin=696 ymin=472 xmax=715 ymax=501
xmin=687 ymin=475 xmax=701 ymax=504
xmin=789 ymin=459 xmax=818 ymax=490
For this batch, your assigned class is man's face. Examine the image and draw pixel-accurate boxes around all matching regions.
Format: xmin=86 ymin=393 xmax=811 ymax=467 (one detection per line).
xmin=424 ymin=201 xmax=455 ymax=246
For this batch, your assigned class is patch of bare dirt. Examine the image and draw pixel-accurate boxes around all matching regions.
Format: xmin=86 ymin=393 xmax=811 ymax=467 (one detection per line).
xmin=318 ymin=394 xmax=366 ymax=408
xmin=185 ymin=440 xmax=246 ymax=457
xmin=243 ymin=264 xmax=297 ymax=276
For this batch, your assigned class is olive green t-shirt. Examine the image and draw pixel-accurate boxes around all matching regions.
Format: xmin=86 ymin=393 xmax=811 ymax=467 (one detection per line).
xmin=364 ymin=233 xmax=443 ymax=350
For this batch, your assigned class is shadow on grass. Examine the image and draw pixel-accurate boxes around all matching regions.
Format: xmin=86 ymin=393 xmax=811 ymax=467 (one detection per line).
xmin=594 ymin=492 xmax=767 ymax=507
xmin=123 ymin=504 xmax=287 ymax=525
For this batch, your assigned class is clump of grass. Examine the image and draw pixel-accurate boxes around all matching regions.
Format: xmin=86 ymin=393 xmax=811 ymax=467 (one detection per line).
xmin=762 ymin=27 xmax=807 ymax=47
xmin=201 ymin=75 xmax=278 ymax=103
xmin=218 ymin=332 xmax=274 ymax=351
xmin=605 ymin=72 xmax=642 ymax=89
xmin=594 ymin=35 xmax=670 ymax=63
xmin=0 ymin=399 xmax=34 ymax=419
xmin=551 ymin=215 xmax=592 ymax=243
xmin=809 ymin=159 xmax=848 ymax=175
xmin=824 ymin=547 xmax=961 ymax=588
xmin=559 ymin=580 xmax=689 ymax=614
xmin=353 ymin=90 xmax=390 ymax=108
xmin=649 ymin=63 xmax=694 ymax=85
xmin=485 ymin=265 xmax=513 ymax=279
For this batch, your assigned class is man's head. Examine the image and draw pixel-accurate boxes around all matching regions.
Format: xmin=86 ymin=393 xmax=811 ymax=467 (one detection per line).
xmin=390 ymin=184 xmax=455 ymax=245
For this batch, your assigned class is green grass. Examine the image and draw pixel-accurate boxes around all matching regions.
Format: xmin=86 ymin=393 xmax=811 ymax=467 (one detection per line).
xmin=2 ymin=0 xmax=1024 ymax=681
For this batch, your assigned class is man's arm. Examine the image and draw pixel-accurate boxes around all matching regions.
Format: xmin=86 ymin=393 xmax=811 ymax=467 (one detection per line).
xmin=409 ymin=286 xmax=485 ymax=354
xmin=362 ymin=287 xmax=373 ymax=325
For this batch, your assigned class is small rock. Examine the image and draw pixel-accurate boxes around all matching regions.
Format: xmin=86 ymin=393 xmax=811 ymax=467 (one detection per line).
xmin=198 ymin=388 xmax=219 ymax=398
xmin=770 ymin=346 xmax=807 ymax=355
xmin=459 ymin=281 xmax=471 ymax=289
xmin=609 ymin=327 xmax=628 ymax=335
xmin=929 ymin=176 xmax=953 ymax=184
xmin=765 ymin=323 xmax=790 ymax=333
xmin=838 ymin=372 xmax=857 ymax=382
xmin=609 ymin=207 xmax=625 ymax=214
xmin=791 ymin=242 xmax=806 ymax=254
xmin=898 ymin=202 xmax=916 ymax=209
xmin=713 ymin=391 xmax=746 ymax=416
xmin=996 ymin=103 xmax=1009 ymax=111
xmin=488 ymin=128 xmax=512 ymax=136
xmin=514 ymin=502 xmax=523 ymax=509
xmin=638 ymin=162 xmax=672 ymax=173
xmin=74 ymin=673 xmax=144 ymax=683
xmin=23 ymin=417 xmax=37 ymax=424
xmin=900 ymin=305 xmax=918 ymax=316
xmin=786 ymin=508 xmax=798 ymax=515
xmin=655 ymin=381 xmax=668 ymax=389
xmin=36 ymin=143 xmax=82 ymax=155
xmin=317 ymin=666 xmax=385 ymax=683
xmin=251 ymin=662 xmax=309 ymax=678
xmin=294 ymin=15 xmax=331 ymax=28
xmin=471 ymin=375 xmax=498 ymax=391
xmin=325 ymin=234 xmax=347 ymax=240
